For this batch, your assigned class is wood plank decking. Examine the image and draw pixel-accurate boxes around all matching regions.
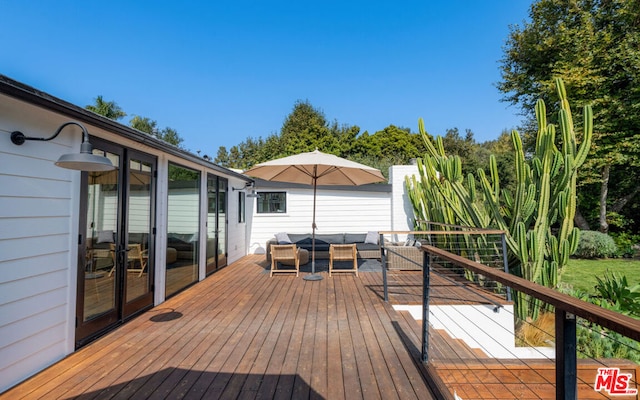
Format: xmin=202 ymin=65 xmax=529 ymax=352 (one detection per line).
xmin=1 ymin=255 xmax=442 ymax=400
xmin=4 ymin=255 xmax=637 ymax=399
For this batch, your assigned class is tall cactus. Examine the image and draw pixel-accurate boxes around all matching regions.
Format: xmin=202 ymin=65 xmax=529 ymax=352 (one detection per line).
xmin=407 ymin=78 xmax=592 ymax=319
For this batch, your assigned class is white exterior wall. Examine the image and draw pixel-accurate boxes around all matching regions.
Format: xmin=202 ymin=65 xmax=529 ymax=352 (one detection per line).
xmin=0 ymin=95 xmax=83 ymax=392
xmin=389 ymin=165 xmax=419 ymax=242
xmin=249 ymin=186 xmax=391 ymax=254
xmin=226 ymin=189 xmax=250 ymax=264
xmin=0 ymin=91 xmax=250 ymax=392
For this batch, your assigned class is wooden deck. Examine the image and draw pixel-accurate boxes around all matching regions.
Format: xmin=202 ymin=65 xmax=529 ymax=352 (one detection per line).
xmin=0 ymin=255 xmax=442 ymax=400
xmin=4 ymin=255 xmax=637 ymax=399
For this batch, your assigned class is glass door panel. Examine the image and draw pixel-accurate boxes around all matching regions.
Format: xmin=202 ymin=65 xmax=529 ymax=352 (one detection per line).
xmin=77 ymin=150 xmax=121 ymax=344
xmin=123 ymin=155 xmax=154 ymax=314
xmin=166 ymin=163 xmax=200 ymax=297
xmin=76 ymin=141 xmax=156 ymax=347
xmin=206 ymin=175 xmax=227 ymax=275
xmin=217 ymin=179 xmax=228 ymax=269
xmin=206 ymin=176 xmax=218 ymax=275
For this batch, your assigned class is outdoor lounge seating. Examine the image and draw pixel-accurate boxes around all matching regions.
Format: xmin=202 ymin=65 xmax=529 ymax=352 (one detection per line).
xmin=385 ymin=242 xmax=423 ymax=270
xmin=266 ymin=232 xmax=381 ymax=263
xmin=329 ymin=244 xmax=358 ymax=277
xmin=270 ymin=244 xmax=302 ymax=277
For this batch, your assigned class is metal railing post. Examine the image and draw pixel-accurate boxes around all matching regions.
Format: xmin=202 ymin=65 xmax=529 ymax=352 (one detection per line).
xmin=380 ymin=233 xmax=388 ymax=302
xmin=556 ymin=310 xmax=577 ymax=400
xmin=421 ymin=249 xmax=430 ymax=364
xmin=501 ymin=233 xmax=512 ymax=302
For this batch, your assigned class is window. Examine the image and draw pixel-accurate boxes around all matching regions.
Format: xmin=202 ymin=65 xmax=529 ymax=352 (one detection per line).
xmin=257 ymin=192 xmax=286 ymax=213
xmin=238 ymin=192 xmax=246 ymax=223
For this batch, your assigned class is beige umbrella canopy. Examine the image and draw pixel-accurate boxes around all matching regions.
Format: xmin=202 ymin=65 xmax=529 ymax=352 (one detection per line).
xmin=244 ymin=149 xmax=386 ymax=280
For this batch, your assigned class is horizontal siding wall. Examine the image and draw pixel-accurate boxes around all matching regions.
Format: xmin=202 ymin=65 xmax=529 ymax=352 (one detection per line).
xmin=249 ymin=186 xmax=391 ymax=254
xmin=0 ymin=97 xmax=78 ymax=392
xmin=1 ymin=91 xmax=254 ymax=393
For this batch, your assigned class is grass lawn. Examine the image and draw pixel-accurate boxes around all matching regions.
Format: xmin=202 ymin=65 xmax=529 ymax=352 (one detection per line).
xmin=559 ymin=258 xmax=640 ymax=293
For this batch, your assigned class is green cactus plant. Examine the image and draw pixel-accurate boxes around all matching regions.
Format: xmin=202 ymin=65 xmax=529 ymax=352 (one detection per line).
xmin=407 ymin=78 xmax=592 ymax=320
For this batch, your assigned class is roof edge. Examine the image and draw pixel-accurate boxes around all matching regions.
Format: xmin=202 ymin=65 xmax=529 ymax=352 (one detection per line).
xmin=0 ymin=74 xmax=251 ymax=182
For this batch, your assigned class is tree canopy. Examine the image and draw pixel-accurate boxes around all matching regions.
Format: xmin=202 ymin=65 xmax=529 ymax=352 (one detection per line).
xmin=498 ymin=0 xmax=640 ymax=233
xmin=213 ymin=100 xmax=432 ymax=179
xmin=85 ymin=97 xmax=185 ymax=149
xmin=85 ymin=95 xmax=127 ymax=121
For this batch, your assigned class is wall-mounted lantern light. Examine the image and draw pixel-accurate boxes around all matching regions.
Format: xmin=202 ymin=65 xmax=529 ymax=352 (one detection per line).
xmin=10 ymin=121 xmax=115 ymax=171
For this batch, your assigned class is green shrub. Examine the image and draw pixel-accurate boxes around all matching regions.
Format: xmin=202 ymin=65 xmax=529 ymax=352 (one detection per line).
xmin=593 ymin=270 xmax=640 ymax=317
xmin=573 ymin=230 xmax=618 ymax=259
xmin=610 ymin=232 xmax=640 ymax=258
xmin=577 ymin=324 xmax=640 ymax=363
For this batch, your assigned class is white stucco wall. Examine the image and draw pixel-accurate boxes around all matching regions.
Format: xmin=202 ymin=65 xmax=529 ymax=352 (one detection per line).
xmin=389 ymin=165 xmax=419 ymax=242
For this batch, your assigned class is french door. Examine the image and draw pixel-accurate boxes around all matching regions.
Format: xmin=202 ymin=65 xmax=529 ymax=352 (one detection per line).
xmin=206 ymin=174 xmax=227 ymax=275
xmin=75 ymin=139 xmax=156 ymax=347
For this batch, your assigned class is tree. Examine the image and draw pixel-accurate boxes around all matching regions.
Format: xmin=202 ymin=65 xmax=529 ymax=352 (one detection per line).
xmin=129 ymin=116 xmax=186 ymax=149
xmin=215 ymin=146 xmax=230 ymax=166
xmin=352 ymin=125 xmax=424 ymax=161
xmin=441 ymin=128 xmax=491 ymax=179
xmin=279 ymin=100 xmax=338 ymax=155
xmin=216 ymin=100 xmax=366 ymax=169
xmin=129 ymin=115 xmax=157 ymax=134
xmin=498 ymin=0 xmax=640 ymax=234
xmin=156 ymin=127 xmax=183 ymax=148
xmin=85 ymin=95 xmax=126 ymax=120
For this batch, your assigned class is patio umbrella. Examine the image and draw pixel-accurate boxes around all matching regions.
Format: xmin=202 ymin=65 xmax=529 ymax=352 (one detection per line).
xmin=244 ymin=149 xmax=386 ymax=280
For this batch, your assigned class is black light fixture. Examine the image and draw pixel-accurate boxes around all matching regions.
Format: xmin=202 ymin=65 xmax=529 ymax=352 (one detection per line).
xmin=10 ymin=121 xmax=115 ymax=171
xmin=232 ymin=182 xmax=258 ymax=197
xmin=232 ymin=182 xmax=254 ymax=191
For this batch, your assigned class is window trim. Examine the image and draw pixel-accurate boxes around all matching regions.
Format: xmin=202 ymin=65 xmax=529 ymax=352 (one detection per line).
xmin=238 ymin=192 xmax=246 ymax=223
xmin=256 ymin=191 xmax=287 ymax=214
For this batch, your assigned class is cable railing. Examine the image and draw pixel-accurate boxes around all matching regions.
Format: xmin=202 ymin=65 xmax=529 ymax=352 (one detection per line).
xmin=378 ymin=227 xmax=640 ymax=399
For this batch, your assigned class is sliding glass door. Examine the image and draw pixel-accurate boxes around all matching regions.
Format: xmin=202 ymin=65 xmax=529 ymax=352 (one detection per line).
xmin=165 ymin=163 xmax=200 ymax=297
xmin=206 ymin=174 xmax=227 ymax=275
xmin=76 ymin=139 xmax=155 ymax=347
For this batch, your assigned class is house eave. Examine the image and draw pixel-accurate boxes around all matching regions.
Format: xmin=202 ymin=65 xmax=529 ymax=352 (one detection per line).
xmin=0 ymin=74 xmax=252 ymax=183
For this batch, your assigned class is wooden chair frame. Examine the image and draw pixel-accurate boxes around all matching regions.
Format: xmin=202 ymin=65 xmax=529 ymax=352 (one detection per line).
xmin=329 ymin=244 xmax=358 ymax=277
xmin=270 ymin=244 xmax=301 ymax=277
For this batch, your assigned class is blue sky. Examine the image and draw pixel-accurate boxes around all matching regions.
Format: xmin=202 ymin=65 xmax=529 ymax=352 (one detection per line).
xmin=1 ymin=1 xmax=532 ymax=157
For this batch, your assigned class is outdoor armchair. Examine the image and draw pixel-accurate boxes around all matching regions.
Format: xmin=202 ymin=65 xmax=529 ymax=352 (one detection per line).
xmin=270 ymin=244 xmax=301 ymax=277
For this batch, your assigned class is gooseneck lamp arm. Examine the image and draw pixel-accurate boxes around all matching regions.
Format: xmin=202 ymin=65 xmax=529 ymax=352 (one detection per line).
xmin=10 ymin=121 xmax=115 ymax=171
xmin=11 ymin=121 xmax=88 ymax=145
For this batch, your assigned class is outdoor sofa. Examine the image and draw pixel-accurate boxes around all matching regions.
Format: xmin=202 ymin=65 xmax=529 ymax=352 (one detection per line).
xmin=266 ymin=232 xmax=382 ymax=263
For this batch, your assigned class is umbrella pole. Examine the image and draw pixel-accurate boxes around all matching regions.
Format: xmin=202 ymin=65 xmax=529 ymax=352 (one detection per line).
xmin=304 ymin=172 xmax=322 ymax=281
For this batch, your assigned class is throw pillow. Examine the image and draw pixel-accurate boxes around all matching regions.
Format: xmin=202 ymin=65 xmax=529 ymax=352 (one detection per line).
xmin=364 ymin=231 xmax=379 ymax=245
xmin=97 ymin=230 xmax=114 ymax=243
xmin=275 ymin=232 xmax=292 ymax=244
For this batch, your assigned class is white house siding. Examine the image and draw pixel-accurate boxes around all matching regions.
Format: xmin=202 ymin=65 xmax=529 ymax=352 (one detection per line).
xmin=1 ymin=94 xmax=81 ymax=392
xmin=249 ymin=186 xmax=391 ymax=254
xmin=0 ymin=85 xmax=252 ymax=392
